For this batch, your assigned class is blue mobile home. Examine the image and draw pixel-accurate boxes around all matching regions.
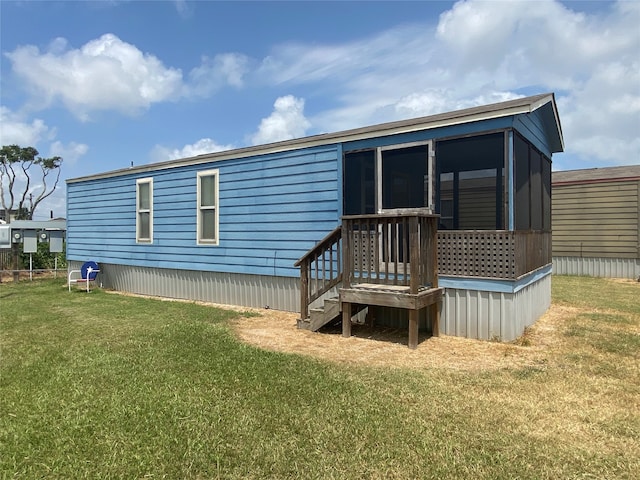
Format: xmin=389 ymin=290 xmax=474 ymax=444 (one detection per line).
xmin=67 ymin=93 xmax=563 ymax=343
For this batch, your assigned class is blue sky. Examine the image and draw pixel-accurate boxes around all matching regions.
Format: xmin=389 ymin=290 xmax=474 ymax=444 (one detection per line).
xmin=1 ymin=0 xmax=639 ymax=219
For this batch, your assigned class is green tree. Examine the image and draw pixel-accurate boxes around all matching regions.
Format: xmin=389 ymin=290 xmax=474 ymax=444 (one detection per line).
xmin=0 ymin=145 xmax=63 ymax=221
xmin=1 ymin=145 xmax=63 ymax=282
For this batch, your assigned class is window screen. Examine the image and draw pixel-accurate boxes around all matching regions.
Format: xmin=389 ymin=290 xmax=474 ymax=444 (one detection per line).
xmin=197 ymin=170 xmax=219 ymax=245
xmin=136 ymin=178 xmax=153 ymax=243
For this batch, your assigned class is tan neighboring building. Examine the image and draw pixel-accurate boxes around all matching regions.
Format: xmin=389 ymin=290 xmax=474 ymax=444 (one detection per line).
xmin=552 ymin=165 xmax=640 ymax=279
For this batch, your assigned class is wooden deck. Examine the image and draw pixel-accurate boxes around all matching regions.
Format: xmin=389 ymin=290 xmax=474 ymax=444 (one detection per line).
xmin=340 ymin=283 xmax=444 ymax=349
xmin=339 ymin=212 xmax=441 ymax=349
xmin=340 ymin=283 xmax=444 ymax=310
xmin=295 ymin=212 xmax=551 ymax=348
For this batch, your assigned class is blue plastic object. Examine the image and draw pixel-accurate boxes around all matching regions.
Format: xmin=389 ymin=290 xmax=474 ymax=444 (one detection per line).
xmin=81 ymin=261 xmax=99 ymax=280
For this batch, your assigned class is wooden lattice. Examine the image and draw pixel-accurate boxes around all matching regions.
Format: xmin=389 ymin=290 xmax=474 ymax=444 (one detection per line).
xmin=352 ymin=230 xmax=378 ymax=274
xmin=437 ymin=231 xmax=516 ymax=279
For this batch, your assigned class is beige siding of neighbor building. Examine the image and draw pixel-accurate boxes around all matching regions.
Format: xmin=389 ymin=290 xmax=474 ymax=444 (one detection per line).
xmin=552 ymin=172 xmax=640 ymax=260
xmin=459 ymin=186 xmax=497 ymax=230
xmin=441 ymin=176 xmax=502 ymax=230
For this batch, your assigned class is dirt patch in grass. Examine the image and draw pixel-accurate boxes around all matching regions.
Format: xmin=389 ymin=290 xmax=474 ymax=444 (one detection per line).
xmin=609 ymin=277 xmax=640 ymax=285
xmin=109 ymin=290 xmax=575 ymax=371
xmin=109 ymin=277 xmax=638 ymax=373
xmin=228 ymin=304 xmax=580 ymax=371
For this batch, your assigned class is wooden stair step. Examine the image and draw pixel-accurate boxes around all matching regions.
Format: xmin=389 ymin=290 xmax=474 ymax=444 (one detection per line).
xmin=308 ymin=297 xmax=341 ymax=331
xmin=299 ymin=297 xmax=369 ymax=332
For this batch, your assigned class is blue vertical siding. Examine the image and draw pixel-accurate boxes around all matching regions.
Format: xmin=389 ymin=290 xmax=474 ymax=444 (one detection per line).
xmin=67 ymin=145 xmax=340 ymax=277
xmin=512 ymin=109 xmax=554 ymax=158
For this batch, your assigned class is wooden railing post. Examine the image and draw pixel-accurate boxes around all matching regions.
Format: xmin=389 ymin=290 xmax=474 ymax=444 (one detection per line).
xmin=430 ymin=217 xmax=438 ymax=288
xmin=409 ymin=215 xmax=419 ymax=294
xmin=342 ymin=218 xmax=351 ymax=289
xmin=300 ymin=258 xmax=309 ymax=320
xmin=294 ymin=225 xmax=344 ymax=321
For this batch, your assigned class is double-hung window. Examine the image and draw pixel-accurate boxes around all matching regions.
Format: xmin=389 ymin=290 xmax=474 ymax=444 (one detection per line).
xmin=197 ymin=169 xmax=219 ymax=245
xmin=136 ymin=178 xmax=153 ymax=243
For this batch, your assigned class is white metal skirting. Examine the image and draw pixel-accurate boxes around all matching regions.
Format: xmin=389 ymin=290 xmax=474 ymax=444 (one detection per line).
xmin=553 ymin=256 xmax=640 ymax=279
xmin=69 ymin=262 xmax=551 ymax=342
xmin=68 ymin=261 xmax=301 ymax=312
xmin=440 ymin=274 xmax=551 ymax=342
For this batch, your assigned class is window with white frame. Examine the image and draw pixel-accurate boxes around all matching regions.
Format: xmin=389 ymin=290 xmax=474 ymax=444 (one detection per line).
xmin=136 ymin=178 xmax=153 ymax=243
xmin=197 ymin=169 xmax=219 ymax=245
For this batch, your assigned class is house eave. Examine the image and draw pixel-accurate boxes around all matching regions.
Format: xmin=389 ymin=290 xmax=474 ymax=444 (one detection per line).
xmin=531 ymin=93 xmax=564 ymax=153
xmin=68 ymin=92 xmax=562 ymax=183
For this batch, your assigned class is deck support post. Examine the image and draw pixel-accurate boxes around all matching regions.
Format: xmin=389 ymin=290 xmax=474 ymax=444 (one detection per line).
xmin=431 ymin=301 xmax=440 ymax=337
xmin=338 ymin=212 xmax=442 ymax=348
xmin=342 ymin=302 xmax=352 ymax=338
xmin=408 ymin=309 xmax=419 ymax=349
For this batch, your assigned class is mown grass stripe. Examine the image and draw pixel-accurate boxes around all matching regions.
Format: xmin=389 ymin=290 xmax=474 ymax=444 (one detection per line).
xmin=1 ymin=277 xmax=638 ymax=479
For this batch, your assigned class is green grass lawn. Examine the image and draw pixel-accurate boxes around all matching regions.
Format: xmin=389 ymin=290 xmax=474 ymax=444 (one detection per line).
xmin=1 ymin=277 xmax=638 ymax=479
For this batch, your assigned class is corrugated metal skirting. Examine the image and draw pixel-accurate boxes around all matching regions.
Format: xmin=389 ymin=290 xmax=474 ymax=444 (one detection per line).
xmin=69 ymin=262 xmax=551 ymax=342
xmin=69 ymin=261 xmax=301 ymax=312
xmin=553 ymin=256 xmax=640 ymax=279
xmin=440 ymin=274 xmax=551 ymax=342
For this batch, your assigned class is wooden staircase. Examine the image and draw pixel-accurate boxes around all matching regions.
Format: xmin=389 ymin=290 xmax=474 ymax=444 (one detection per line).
xmin=298 ymin=296 xmax=367 ymax=332
xmin=294 ymin=226 xmax=342 ymax=328
xmin=295 ymin=211 xmax=442 ymax=348
xmin=297 ymin=296 xmax=341 ymax=331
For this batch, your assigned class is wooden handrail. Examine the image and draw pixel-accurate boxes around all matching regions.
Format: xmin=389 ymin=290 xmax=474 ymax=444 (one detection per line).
xmin=294 ymin=225 xmax=342 ymax=268
xmin=295 ymin=225 xmax=343 ymax=320
xmin=296 ymin=222 xmax=551 ymax=321
xmin=342 ymin=213 xmax=439 ymax=291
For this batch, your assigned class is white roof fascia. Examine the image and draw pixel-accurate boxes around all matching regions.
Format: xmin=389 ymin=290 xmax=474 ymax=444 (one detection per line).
xmin=68 ymin=93 xmax=558 ymax=183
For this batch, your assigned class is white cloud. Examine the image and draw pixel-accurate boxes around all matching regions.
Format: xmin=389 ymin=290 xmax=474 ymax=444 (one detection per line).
xmin=6 ymin=34 xmax=183 ymax=120
xmin=257 ymin=26 xmax=435 ymax=124
xmin=249 ymin=95 xmax=311 ymax=145
xmin=49 ymin=141 xmax=89 ymax=167
xmin=256 ymin=0 xmax=639 ymax=167
xmin=3 ymin=1 xmax=638 ymax=169
xmin=427 ymin=0 xmax=640 ymax=166
xmin=435 ymin=0 xmax=638 ymax=87
xmin=395 ymin=90 xmax=523 ymax=118
xmin=174 ymin=0 xmax=192 ymax=18
xmin=5 ymin=34 xmax=249 ymax=120
xmin=0 ymin=106 xmax=55 ymax=147
xmin=151 ymin=138 xmax=234 ymax=162
xmin=187 ymin=53 xmax=250 ymax=97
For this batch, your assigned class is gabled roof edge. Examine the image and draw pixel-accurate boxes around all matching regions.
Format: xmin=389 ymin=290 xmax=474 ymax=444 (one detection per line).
xmin=530 ymin=92 xmax=564 ymax=152
xmin=68 ymin=92 xmax=563 ymax=183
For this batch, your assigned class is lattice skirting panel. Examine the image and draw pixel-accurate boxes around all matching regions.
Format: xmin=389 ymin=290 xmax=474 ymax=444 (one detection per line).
xmin=438 ymin=231 xmax=516 ymax=278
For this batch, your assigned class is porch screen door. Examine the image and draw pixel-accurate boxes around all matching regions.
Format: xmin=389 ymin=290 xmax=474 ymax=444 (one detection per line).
xmin=378 ymin=142 xmax=433 ymax=267
xmin=378 ymin=142 xmax=433 ymax=213
xmin=343 ymin=141 xmax=434 ymax=273
xmin=343 ymin=141 xmax=433 ymax=215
